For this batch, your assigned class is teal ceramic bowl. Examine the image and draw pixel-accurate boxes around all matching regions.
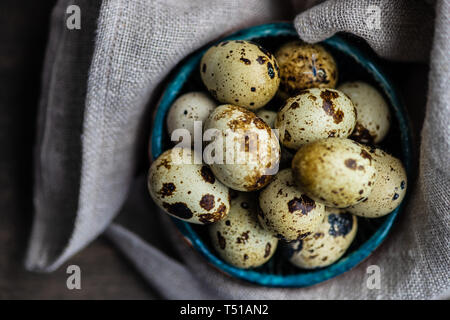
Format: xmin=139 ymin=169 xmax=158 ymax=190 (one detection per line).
xmin=150 ymin=22 xmax=412 ymax=287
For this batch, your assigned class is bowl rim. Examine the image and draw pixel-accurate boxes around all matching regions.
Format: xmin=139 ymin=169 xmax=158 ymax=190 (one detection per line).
xmin=150 ymin=22 xmax=412 ymax=287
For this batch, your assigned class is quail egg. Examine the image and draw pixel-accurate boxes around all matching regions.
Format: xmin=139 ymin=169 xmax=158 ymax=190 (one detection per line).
xmin=291 ymin=138 xmax=377 ymax=208
xmin=258 ymin=168 xmax=325 ymax=241
xmin=348 ymin=147 xmax=407 ymax=218
xmin=275 ymin=41 xmax=338 ymax=100
xmin=200 ymin=40 xmax=280 ymax=110
xmin=166 ymin=92 xmax=217 ymax=142
xmin=286 ymin=207 xmax=357 ymax=269
xmin=148 ymin=147 xmax=230 ymax=224
xmin=256 ymin=109 xmax=277 ymax=128
xmin=204 ymin=104 xmax=280 ymax=191
xmin=209 ymin=192 xmax=278 ymax=269
xmin=338 ymin=81 xmax=391 ymax=144
xmin=275 ymin=88 xmax=356 ymax=149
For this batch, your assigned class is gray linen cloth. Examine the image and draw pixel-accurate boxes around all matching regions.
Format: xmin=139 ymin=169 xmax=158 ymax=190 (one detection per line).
xmin=27 ymin=0 xmax=449 ymax=299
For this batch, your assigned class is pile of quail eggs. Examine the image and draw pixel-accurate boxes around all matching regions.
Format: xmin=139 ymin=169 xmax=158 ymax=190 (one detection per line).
xmin=148 ymin=40 xmax=407 ymax=270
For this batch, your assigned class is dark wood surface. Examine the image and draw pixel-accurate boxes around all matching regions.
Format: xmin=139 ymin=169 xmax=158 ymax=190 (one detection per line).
xmin=0 ymin=1 xmax=155 ymax=299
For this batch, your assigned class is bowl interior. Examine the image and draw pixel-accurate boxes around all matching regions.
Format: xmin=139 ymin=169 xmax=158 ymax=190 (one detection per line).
xmin=150 ymin=23 xmax=412 ymax=287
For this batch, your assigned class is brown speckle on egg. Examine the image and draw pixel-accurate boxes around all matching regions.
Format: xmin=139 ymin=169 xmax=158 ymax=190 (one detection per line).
xmin=320 ymin=89 xmax=344 ymax=124
xmin=201 ymin=165 xmax=216 ymax=184
xmin=162 ymin=202 xmax=193 ymax=220
xmin=344 ymin=159 xmax=357 ymax=170
xmin=287 ymin=195 xmax=316 ymax=215
xmin=240 ymin=57 xmax=251 ymax=65
xmin=159 ymin=182 xmax=176 ymax=198
xmin=200 ymin=194 xmax=215 ymax=211
xmin=236 ymin=231 xmax=250 ymax=244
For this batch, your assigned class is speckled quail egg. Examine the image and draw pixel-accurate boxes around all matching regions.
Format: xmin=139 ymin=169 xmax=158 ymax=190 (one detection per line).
xmin=338 ymin=81 xmax=391 ymax=144
xmin=166 ymin=92 xmax=217 ymax=141
xmin=275 ymin=88 xmax=356 ymax=149
xmin=275 ymin=41 xmax=338 ymax=100
xmin=148 ymin=147 xmax=230 ymax=224
xmin=258 ymin=168 xmax=325 ymax=241
xmin=200 ymin=40 xmax=280 ymax=110
xmin=348 ymin=147 xmax=407 ymax=218
xmin=256 ymin=109 xmax=277 ymax=128
xmin=204 ymin=104 xmax=280 ymax=191
xmin=209 ymin=192 xmax=278 ymax=269
xmin=291 ymin=138 xmax=377 ymax=208
xmin=286 ymin=207 xmax=357 ymax=269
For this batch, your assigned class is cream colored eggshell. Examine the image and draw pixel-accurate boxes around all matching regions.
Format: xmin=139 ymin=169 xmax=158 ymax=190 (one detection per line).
xmin=204 ymin=105 xmax=281 ymax=191
xmin=148 ymin=148 xmax=230 ymax=224
xmin=338 ymin=81 xmax=391 ymax=144
xmin=275 ymin=88 xmax=356 ymax=150
xmin=275 ymin=41 xmax=338 ymax=100
xmin=256 ymin=109 xmax=277 ymax=128
xmin=291 ymin=138 xmax=377 ymax=208
xmin=348 ymin=148 xmax=407 ymax=218
xmin=258 ymin=168 xmax=326 ymax=241
xmin=200 ymin=40 xmax=280 ymax=110
xmin=166 ymin=92 xmax=217 ymax=140
xmin=287 ymin=207 xmax=357 ymax=269
xmin=209 ymin=192 xmax=278 ymax=269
